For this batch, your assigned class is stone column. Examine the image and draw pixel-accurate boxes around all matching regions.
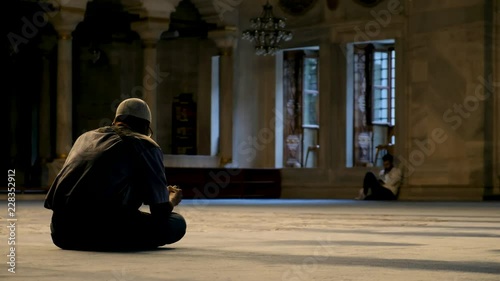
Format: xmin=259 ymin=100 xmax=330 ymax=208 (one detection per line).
xmin=493 ymin=0 xmax=500 ymax=196
xmin=55 ymin=33 xmax=73 ymax=158
xmin=47 ymin=3 xmax=86 ymax=184
xmin=49 ymin=6 xmax=85 ymax=158
xmin=131 ymin=20 xmax=169 ymax=140
xmin=38 ymin=38 xmax=57 ymax=187
xmin=209 ymin=28 xmax=237 ymax=167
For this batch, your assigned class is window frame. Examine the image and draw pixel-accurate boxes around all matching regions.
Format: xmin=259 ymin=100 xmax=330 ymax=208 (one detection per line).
xmin=371 ymin=47 xmax=395 ymax=126
xmin=302 ymin=56 xmax=320 ymax=127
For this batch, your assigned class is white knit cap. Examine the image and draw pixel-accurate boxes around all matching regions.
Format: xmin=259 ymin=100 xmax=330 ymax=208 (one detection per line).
xmin=115 ymin=98 xmax=152 ymax=122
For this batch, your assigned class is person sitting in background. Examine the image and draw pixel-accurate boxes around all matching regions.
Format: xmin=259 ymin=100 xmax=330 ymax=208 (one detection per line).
xmin=356 ymin=153 xmax=402 ymax=200
xmin=44 ymin=98 xmax=186 ymax=251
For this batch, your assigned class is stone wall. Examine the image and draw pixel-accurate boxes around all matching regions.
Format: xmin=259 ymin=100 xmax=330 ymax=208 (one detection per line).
xmin=232 ymin=0 xmax=497 ymax=200
xmin=403 ymin=0 xmax=487 ymax=199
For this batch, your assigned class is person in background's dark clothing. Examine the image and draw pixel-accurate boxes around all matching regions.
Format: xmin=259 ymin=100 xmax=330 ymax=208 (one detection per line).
xmin=45 ymin=98 xmax=185 ymax=251
xmin=356 ymin=154 xmax=402 ymax=200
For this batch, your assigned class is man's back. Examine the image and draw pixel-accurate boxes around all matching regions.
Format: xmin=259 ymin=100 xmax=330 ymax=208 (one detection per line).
xmin=44 ymin=126 xmax=168 ymax=214
xmin=45 ymin=98 xmax=186 ymax=251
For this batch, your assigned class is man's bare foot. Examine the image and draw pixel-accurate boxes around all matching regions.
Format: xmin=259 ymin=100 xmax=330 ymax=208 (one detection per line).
xmin=355 ymin=189 xmax=365 ymax=200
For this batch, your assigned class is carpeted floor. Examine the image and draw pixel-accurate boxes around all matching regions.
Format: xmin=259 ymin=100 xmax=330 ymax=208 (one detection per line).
xmin=0 ymin=198 xmax=499 ymax=281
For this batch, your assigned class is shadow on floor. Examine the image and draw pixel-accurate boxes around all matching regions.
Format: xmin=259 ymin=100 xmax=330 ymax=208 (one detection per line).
xmin=261 ymin=240 xmax=423 ymax=247
xmin=184 ymin=248 xmax=500 ymax=275
xmin=59 ymin=247 xmax=177 ymax=254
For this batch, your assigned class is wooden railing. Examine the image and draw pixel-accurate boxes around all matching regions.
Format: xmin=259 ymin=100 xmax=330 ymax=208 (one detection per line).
xmin=165 ymin=168 xmax=281 ymax=199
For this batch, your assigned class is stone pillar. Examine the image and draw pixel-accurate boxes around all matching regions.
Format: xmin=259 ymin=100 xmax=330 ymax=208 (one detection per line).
xmin=49 ymin=5 xmax=85 ymax=158
xmin=55 ymin=34 xmax=73 ymax=158
xmin=38 ymin=38 xmax=57 ymax=187
xmin=47 ymin=2 xmax=86 ymax=184
xmin=209 ymin=28 xmax=237 ymax=167
xmin=131 ymin=19 xmax=169 ymax=139
xmin=196 ymin=39 xmax=219 ymax=156
xmin=493 ymin=0 xmax=500 ymax=196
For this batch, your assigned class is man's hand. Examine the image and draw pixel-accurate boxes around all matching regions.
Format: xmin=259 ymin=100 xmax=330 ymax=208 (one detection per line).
xmin=168 ymin=185 xmax=182 ymax=206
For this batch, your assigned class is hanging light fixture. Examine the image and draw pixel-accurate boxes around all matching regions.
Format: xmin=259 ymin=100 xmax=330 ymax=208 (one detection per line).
xmin=242 ymin=1 xmax=293 ymax=56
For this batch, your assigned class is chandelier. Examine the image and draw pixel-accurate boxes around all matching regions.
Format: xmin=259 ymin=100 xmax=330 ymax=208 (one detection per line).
xmin=242 ymin=1 xmax=293 ymax=56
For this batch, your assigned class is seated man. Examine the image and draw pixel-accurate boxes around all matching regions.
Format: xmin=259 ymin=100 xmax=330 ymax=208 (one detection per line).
xmin=44 ymin=98 xmax=186 ymax=251
xmin=357 ymin=154 xmax=402 ymax=200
